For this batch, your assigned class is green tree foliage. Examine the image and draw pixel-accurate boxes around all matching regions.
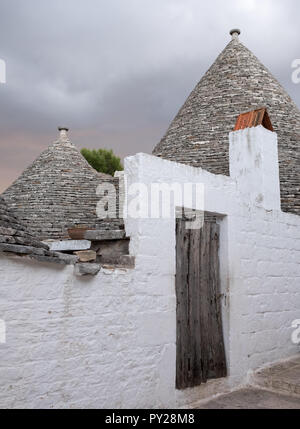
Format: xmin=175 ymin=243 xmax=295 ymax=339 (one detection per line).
xmin=81 ymin=148 xmax=123 ymax=176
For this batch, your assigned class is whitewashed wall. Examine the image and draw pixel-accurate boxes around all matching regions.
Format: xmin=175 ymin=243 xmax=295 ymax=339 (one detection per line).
xmin=0 ymin=126 xmax=299 ymax=408
xmin=0 ymin=256 xmax=176 ymax=408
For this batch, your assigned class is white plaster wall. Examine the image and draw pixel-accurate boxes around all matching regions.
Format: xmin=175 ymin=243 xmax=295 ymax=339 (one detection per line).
xmin=0 ymin=256 xmax=176 ymax=408
xmin=230 ymin=208 xmax=300 ymax=376
xmin=0 ymin=126 xmax=299 ymax=409
xmin=123 ymin=137 xmax=300 ymax=406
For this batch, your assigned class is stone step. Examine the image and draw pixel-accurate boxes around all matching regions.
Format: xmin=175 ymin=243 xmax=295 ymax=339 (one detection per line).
xmin=250 ymin=356 xmax=300 ymax=398
xmin=195 ymin=388 xmax=300 ymax=409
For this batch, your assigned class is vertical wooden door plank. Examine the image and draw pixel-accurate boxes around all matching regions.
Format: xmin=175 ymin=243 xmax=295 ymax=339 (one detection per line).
xmin=190 ymin=227 xmax=202 ymax=386
xmin=209 ymin=222 xmax=227 ymax=378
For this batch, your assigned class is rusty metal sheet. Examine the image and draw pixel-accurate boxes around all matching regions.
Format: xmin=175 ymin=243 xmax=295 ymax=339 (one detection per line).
xmin=234 ymin=108 xmax=274 ymax=132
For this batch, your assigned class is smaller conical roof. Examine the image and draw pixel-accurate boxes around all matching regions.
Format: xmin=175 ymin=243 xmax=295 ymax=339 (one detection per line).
xmin=0 ymin=196 xmax=81 ymax=266
xmin=3 ymin=130 xmax=123 ymax=240
xmin=0 ymin=196 xmax=48 ymax=250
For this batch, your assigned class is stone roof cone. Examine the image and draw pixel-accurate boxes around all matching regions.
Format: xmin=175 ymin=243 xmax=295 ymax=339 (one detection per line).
xmin=2 ymin=128 xmax=121 ymax=240
xmin=153 ymin=30 xmax=300 ymax=215
xmin=0 ymin=195 xmax=86 ymax=264
xmin=0 ymin=196 xmax=48 ymax=251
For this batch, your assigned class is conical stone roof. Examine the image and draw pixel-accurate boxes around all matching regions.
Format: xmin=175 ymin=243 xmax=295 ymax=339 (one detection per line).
xmin=0 ymin=196 xmax=48 ymax=250
xmin=153 ymin=32 xmax=300 ymax=215
xmin=2 ymin=131 xmax=123 ymax=240
xmin=0 ymin=195 xmax=80 ymax=265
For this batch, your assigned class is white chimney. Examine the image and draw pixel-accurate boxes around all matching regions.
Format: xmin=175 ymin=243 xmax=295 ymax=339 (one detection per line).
xmin=230 ymin=29 xmax=241 ymax=41
xmin=229 ymin=125 xmax=281 ymax=211
xmin=58 ymin=127 xmax=69 ymax=141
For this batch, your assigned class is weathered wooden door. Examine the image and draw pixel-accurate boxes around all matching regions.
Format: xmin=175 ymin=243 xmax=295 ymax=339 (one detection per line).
xmin=175 ymin=218 xmax=227 ymax=389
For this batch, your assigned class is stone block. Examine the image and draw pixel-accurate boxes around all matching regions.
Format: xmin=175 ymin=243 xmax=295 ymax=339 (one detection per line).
xmin=46 ymin=240 xmax=91 ymax=252
xmin=54 ymin=252 xmax=79 ymax=265
xmin=0 ymin=243 xmax=35 ymax=255
xmin=99 ymin=255 xmax=135 ymax=268
xmin=84 ymin=230 xmax=126 ymax=241
xmin=74 ymin=250 xmax=97 ymax=262
xmin=74 ymin=263 xmax=101 ymax=276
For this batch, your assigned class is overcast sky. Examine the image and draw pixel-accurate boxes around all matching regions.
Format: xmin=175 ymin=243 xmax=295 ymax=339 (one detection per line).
xmin=0 ymin=0 xmax=299 ymax=192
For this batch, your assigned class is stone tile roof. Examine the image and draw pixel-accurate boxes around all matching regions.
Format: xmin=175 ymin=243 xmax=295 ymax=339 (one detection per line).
xmin=2 ymin=131 xmax=124 ymax=240
xmin=153 ymin=32 xmax=300 ymax=215
xmin=0 ymin=196 xmax=48 ymax=250
xmin=0 ymin=195 xmax=82 ymax=265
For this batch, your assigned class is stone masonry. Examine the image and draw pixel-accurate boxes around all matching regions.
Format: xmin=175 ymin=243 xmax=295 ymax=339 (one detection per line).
xmin=3 ymin=130 xmax=124 ymax=240
xmin=0 ymin=196 xmax=77 ymax=265
xmin=0 ymin=196 xmax=48 ymax=251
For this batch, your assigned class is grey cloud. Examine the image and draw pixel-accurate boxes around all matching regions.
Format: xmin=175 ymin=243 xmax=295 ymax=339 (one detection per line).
xmin=0 ymin=0 xmax=299 ymax=192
